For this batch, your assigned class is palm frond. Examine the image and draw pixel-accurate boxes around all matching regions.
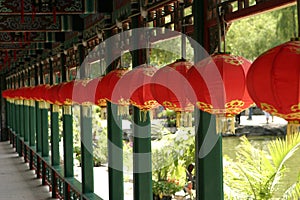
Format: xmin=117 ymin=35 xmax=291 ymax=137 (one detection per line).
xmin=268 ymin=133 xmax=300 ymax=191
xmin=281 ymin=180 xmax=300 ymax=200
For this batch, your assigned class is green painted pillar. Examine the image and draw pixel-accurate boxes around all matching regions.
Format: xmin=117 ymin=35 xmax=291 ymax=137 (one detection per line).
xmin=36 ymin=101 xmax=42 ymax=152
xmin=29 ymin=100 xmax=36 ymax=146
xmin=104 ymin=29 xmax=124 ymax=200
xmin=51 ymin=104 xmax=60 ymax=198
xmin=6 ymin=100 xmax=10 ymax=129
xmin=40 ymin=101 xmax=49 ymax=157
xmin=29 ymin=100 xmax=36 ymax=170
xmin=23 ymin=100 xmax=30 ymax=142
xmin=16 ymin=100 xmax=22 ymax=156
xmin=19 ymin=100 xmax=24 ymax=157
xmin=193 ymin=0 xmax=224 ymax=199
xmin=107 ymin=102 xmax=124 ymax=200
xmin=63 ymin=105 xmax=73 ymax=199
xmin=81 ymin=105 xmax=94 ymax=193
xmin=131 ymin=15 xmax=152 ymax=200
xmin=19 ymin=101 xmax=24 ymax=139
xmin=195 ymin=111 xmax=223 ymax=200
xmin=49 ymin=56 xmax=60 ymax=166
xmin=133 ymin=109 xmax=152 ymax=200
xmin=78 ymin=42 xmax=95 ymax=194
xmin=51 ymin=104 xmax=60 ymax=165
xmin=11 ymin=101 xmax=15 ymax=145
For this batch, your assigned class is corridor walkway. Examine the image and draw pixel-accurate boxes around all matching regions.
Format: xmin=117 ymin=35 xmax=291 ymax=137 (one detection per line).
xmin=0 ymin=141 xmax=54 ymax=200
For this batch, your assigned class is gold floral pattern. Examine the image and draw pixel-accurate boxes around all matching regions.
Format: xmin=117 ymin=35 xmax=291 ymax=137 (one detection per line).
xmin=196 ymin=100 xmax=247 ymax=115
xmin=260 ymin=102 xmax=300 ymax=121
xmin=288 ymin=46 xmax=300 ymax=54
xmin=130 ymin=99 xmax=158 ymax=111
xmin=291 ymin=104 xmax=300 ymax=112
xmin=97 ymin=99 xmax=107 ymax=107
xmin=217 ymin=54 xmax=244 ymax=66
xmin=162 ymin=101 xmax=193 ymax=112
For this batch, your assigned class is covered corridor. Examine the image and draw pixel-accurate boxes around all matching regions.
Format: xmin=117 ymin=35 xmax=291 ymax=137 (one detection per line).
xmin=0 ymin=141 xmax=53 ymax=200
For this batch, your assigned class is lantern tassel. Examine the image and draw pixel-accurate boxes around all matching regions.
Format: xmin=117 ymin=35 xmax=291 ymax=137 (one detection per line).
xmin=117 ymin=105 xmax=129 ymax=117
xmin=287 ymin=121 xmax=300 ymax=135
xmin=139 ymin=110 xmax=148 ymax=122
xmin=176 ymin=112 xmax=181 ymax=127
xmin=100 ymin=107 xmax=106 ymax=119
xmin=216 ymin=114 xmax=235 ymax=134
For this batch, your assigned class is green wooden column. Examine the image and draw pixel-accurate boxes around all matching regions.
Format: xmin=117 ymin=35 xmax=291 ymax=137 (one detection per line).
xmin=78 ymin=43 xmax=94 ymax=194
xmin=16 ymin=100 xmax=22 ymax=156
xmin=49 ymin=56 xmax=60 ymax=166
xmin=51 ymin=104 xmax=60 ymax=198
xmin=133 ymin=109 xmax=152 ymax=200
xmin=19 ymin=73 xmax=25 ymax=157
xmin=6 ymin=97 xmax=10 ymax=130
xmin=40 ymin=101 xmax=49 ymax=157
xmin=195 ymin=111 xmax=223 ymax=199
xmin=11 ymin=100 xmax=15 ymax=144
xmin=35 ymin=64 xmax=42 ymax=153
xmin=81 ymin=105 xmax=94 ymax=193
xmin=104 ymin=29 xmax=124 ymax=200
xmin=35 ymin=65 xmax=42 ymax=178
xmin=107 ymin=102 xmax=123 ymax=200
xmin=131 ymin=16 xmax=152 ymax=200
xmin=29 ymin=100 xmax=36 ymax=147
xmin=36 ymin=103 xmax=42 ymax=152
xmin=24 ymin=71 xmax=31 ymax=144
xmin=50 ymin=105 xmax=60 ymax=164
xmin=193 ymin=0 xmax=224 ymax=199
xmin=19 ymin=100 xmax=24 ymax=157
xmin=63 ymin=105 xmax=74 ymax=199
xmin=23 ymin=100 xmax=30 ymax=142
xmin=29 ymin=99 xmax=36 ymax=170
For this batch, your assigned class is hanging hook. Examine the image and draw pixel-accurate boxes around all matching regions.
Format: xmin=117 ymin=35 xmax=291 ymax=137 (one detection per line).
xmin=216 ymin=6 xmax=222 ymax=53
xmin=216 ymin=4 xmax=228 ymax=53
xmin=221 ymin=6 xmax=227 ymax=53
xmin=180 ymin=1 xmax=186 ymax=60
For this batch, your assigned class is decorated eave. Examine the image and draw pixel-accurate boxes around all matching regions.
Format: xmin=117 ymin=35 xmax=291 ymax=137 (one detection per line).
xmin=0 ymin=0 xmax=297 ymax=78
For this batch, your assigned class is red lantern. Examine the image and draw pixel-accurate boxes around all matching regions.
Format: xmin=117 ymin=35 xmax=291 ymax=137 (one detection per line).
xmin=2 ymin=89 xmax=14 ymax=100
xmin=45 ymin=84 xmax=62 ymax=105
xmin=99 ymin=68 xmax=129 ymax=105
xmin=2 ymin=89 xmax=8 ymax=99
xmin=58 ymin=81 xmax=74 ymax=105
xmin=21 ymin=87 xmax=30 ymax=100
xmin=151 ymin=59 xmax=194 ymax=112
xmin=188 ymin=53 xmax=253 ymax=116
xmin=118 ymin=64 xmax=158 ymax=111
xmin=247 ymin=40 xmax=300 ymax=134
xmin=13 ymin=88 xmax=22 ymax=100
xmin=94 ymin=76 xmax=107 ymax=107
xmin=188 ymin=53 xmax=253 ymax=133
xmin=73 ymin=79 xmax=98 ymax=105
xmin=32 ymin=84 xmax=49 ymax=101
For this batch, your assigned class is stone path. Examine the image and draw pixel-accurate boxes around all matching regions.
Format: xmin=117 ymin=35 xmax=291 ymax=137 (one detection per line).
xmin=0 ymin=141 xmax=55 ymax=200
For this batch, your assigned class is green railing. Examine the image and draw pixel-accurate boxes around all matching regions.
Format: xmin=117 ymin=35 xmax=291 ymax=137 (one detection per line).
xmin=6 ymin=99 xmax=103 ymax=200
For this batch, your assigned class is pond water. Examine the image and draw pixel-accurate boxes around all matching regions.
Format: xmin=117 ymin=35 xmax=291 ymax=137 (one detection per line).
xmin=223 ymin=136 xmax=300 ymax=197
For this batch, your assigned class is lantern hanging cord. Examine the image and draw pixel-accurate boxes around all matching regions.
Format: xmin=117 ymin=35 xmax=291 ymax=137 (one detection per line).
xmin=221 ymin=8 xmax=227 ymax=53
xmin=217 ymin=5 xmax=227 ymax=53
xmin=119 ymin=26 xmax=125 ymax=69
xmin=141 ymin=4 xmax=151 ymax=66
xmin=180 ymin=1 xmax=186 ymax=60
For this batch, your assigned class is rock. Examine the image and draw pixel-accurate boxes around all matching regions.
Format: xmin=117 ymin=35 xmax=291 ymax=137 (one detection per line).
xmin=223 ymin=124 xmax=287 ymax=137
